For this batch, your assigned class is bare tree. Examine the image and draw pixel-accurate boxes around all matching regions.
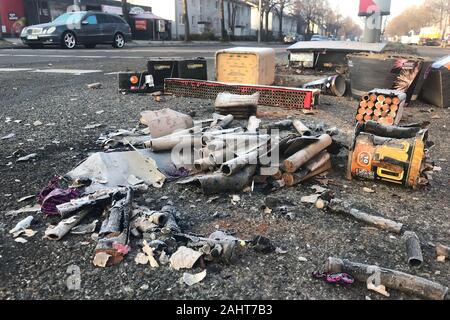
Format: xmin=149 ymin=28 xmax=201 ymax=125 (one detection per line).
xmin=227 ymin=0 xmax=238 ymax=37
xmin=274 ymin=0 xmax=293 ymax=41
xmin=182 ymin=0 xmax=191 ymax=42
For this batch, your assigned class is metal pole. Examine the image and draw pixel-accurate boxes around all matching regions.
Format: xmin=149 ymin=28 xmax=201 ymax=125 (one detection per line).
xmin=258 ymin=0 xmax=262 ymax=43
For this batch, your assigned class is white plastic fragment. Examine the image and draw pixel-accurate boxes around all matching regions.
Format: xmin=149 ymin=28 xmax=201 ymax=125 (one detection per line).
xmin=182 ymin=270 xmax=207 ymax=286
xmin=170 ymin=246 xmax=203 ymax=270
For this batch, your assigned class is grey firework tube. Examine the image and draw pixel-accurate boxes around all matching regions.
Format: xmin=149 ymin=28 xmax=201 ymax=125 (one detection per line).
xmin=403 ymin=231 xmax=424 ymax=267
xmin=324 ymin=257 xmax=448 ymax=300
xmin=293 ymin=120 xmax=312 ymax=136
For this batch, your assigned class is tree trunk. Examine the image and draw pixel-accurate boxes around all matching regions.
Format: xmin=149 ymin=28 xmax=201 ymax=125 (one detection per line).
xmin=121 ymin=0 xmax=130 ymax=25
xmin=279 ymin=8 xmax=284 ymax=41
xmin=220 ymin=0 xmax=228 ymax=42
xmin=182 ymin=0 xmax=191 ymax=42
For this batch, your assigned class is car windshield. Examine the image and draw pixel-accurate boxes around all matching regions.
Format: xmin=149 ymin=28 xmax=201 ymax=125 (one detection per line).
xmin=53 ymin=12 xmax=84 ymax=25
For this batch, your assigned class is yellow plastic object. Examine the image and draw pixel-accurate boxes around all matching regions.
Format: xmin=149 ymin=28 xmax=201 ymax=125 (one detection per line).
xmin=349 ymin=133 xmax=425 ymax=188
xmin=215 ymin=47 xmax=275 ymax=85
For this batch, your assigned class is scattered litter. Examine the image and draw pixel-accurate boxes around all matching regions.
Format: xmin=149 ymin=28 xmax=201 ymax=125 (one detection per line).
xmin=96 ymin=110 xmax=104 ymax=115
xmin=182 ymin=270 xmax=207 ymax=286
xmin=1 ymin=133 xmax=15 ymax=140
xmin=231 ymin=195 xmax=240 ymax=205
xmin=87 ymin=83 xmax=102 ymax=89
xmin=93 ymin=252 xmax=112 ymax=268
xmin=135 ymin=252 xmax=149 ymax=265
xmin=16 ymin=153 xmax=37 ymax=162
xmin=301 ymin=194 xmax=320 ymax=204
xmin=5 ymin=204 xmax=41 ymax=217
xmin=17 ymin=195 xmax=35 ymax=203
xmin=170 ymin=246 xmax=203 ymax=270
xmin=298 ymin=256 xmax=308 ymax=262
xmin=311 ymin=185 xmax=327 ymax=193
xmin=33 ymin=120 xmax=43 ymax=127
xmin=70 ymin=220 xmax=98 ymax=235
xmin=312 ymin=271 xmax=354 ymax=285
xmin=9 ymin=216 xmax=33 ymax=237
xmin=363 ymin=187 xmax=375 ymax=193
xmin=84 ymin=123 xmax=104 ymax=129
xmin=15 ymin=237 xmax=28 ymax=244
xmin=275 ymin=247 xmax=288 ymax=254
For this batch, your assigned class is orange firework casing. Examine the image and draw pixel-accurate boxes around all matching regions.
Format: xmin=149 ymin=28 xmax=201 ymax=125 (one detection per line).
xmin=348 ymin=133 xmax=425 ymax=188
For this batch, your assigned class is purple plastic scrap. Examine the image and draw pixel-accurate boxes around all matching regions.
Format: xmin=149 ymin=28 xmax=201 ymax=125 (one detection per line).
xmin=312 ymin=271 xmax=355 ymax=285
xmin=37 ymin=176 xmax=80 ymax=215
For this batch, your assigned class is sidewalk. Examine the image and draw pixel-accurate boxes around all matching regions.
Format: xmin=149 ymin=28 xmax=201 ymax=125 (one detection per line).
xmin=1 ymin=37 xmax=285 ymax=49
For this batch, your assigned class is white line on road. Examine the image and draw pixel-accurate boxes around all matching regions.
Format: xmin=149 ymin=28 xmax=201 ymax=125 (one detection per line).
xmin=31 ymin=69 xmax=102 ymax=75
xmin=0 ymin=68 xmax=33 ymax=72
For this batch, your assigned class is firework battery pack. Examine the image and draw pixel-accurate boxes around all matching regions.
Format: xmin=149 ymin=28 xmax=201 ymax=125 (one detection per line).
xmin=347 ymin=121 xmax=434 ymax=189
xmin=355 ymin=89 xmax=406 ymax=125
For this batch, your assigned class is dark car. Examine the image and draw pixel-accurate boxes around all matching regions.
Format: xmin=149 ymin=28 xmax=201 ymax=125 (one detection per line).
xmin=283 ymin=33 xmax=305 ymax=44
xmin=20 ymin=11 xmax=132 ymax=49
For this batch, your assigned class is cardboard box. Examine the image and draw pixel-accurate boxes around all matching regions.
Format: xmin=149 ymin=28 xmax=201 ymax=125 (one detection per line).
xmin=215 ymin=47 xmax=275 ymax=85
xmin=421 ymin=55 xmax=450 ymax=108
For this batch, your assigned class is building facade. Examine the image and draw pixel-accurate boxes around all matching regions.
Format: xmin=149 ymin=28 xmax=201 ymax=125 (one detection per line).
xmin=148 ymin=0 xmax=252 ymax=40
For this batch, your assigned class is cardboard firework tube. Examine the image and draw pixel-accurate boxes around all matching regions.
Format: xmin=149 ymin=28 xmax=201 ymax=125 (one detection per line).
xmin=283 ymin=134 xmax=332 ymax=173
xmin=373 ymin=109 xmax=382 ymax=117
xmin=362 ymin=94 xmax=370 ymax=101
xmin=209 ymin=148 xmax=235 ymax=165
xmin=328 ymin=199 xmax=403 ymax=234
xmin=436 ymin=244 xmax=450 ymax=259
xmin=375 ymin=101 xmax=383 ymax=109
xmin=207 ymin=140 xmax=226 ymax=151
xmin=372 ymin=115 xmax=379 ymax=121
xmin=392 ymin=96 xmax=401 ymax=105
xmin=194 ymin=157 xmax=215 ymax=171
xmin=147 ymin=134 xmax=201 ymax=151
xmin=385 ymin=97 xmax=392 ymax=105
xmin=377 ymin=95 xmax=386 ymax=103
xmin=367 ymin=101 xmax=375 ymax=108
xmin=364 ymin=115 xmax=372 ymax=122
xmin=382 ymin=104 xmax=390 ymax=111
xmin=44 ymin=209 xmax=90 ymax=240
xmin=403 ymin=231 xmax=424 ymax=267
xmin=356 ymin=114 xmax=364 ymax=122
xmin=324 ymin=257 xmax=448 ymax=300
xmin=220 ymin=149 xmax=259 ymax=176
xmin=389 ymin=111 xmax=397 ymax=118
xmin=293 ymin=120 xmax=312 ymax=136
xmin=369 ymin=94 xmax=377 ymax=102
xmin=358 ymin=107 xmax=366 ymax=115
xmin=359 ymin=101 xmax=367 ymax=108
xmin=365 ymin=108 xmax=373 ymax=115
xmin=390 ymin=104 xmax=399 ymax=112
xmin=283 ymin=151 xmax=331 ymax=187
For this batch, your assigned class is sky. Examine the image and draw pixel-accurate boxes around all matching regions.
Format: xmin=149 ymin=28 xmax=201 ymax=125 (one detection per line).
xmin=329 ymin=0 xmax=426 ymax=26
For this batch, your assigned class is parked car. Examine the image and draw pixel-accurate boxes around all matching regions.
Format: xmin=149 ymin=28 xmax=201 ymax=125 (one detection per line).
xmin=20 ymin=11 xmax=132 ymax=49
xmin=310 ymin=34 xmax=328 ymax=41
xmin=283 ymin=33 xmax=304 ymax=44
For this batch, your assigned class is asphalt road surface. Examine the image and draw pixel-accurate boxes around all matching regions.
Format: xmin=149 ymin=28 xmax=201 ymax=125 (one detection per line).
xmin=1 ymin=43 xmax=449 ymax=301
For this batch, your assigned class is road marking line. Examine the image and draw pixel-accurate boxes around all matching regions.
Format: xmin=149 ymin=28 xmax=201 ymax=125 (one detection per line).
xmin=31 ymin=69 xmax=102 ymax=75
xmin=0 ymin=68 xmax=33 ymax=72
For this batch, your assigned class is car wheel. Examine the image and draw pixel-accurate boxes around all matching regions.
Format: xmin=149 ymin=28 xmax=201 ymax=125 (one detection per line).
xmin=62 ymin=32 xmax=77 ymax=49
xmin=84 ymin=44 xmax=96 ymax=49
xmin=112 ymin=33 xmax=125 ymax=48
